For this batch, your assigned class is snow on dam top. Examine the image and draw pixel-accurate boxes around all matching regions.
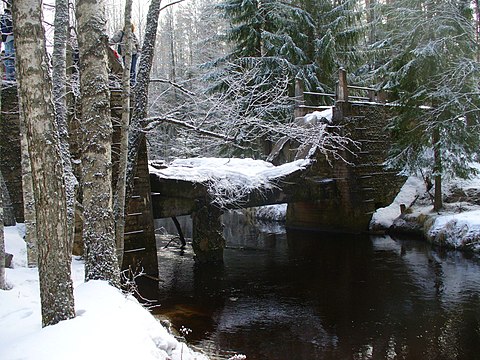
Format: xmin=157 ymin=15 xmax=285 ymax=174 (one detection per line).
xmin=149 ymin=157 xmax=313 ymax=187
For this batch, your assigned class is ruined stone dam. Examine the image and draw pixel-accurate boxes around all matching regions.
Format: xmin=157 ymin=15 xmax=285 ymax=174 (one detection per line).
xmin=0 ymin=73 xmax=405 ymax=278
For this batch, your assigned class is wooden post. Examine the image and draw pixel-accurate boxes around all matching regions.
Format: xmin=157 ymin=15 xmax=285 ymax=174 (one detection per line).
xmin=334 ymin=68 xmax=350 ymax=119
xmin=377 ymin=90 xmax=387 ymax=104
xmin=336 ymin=68 xmax=349 ymax=103
xmin=294 ymin=77 xmax=305 ymax=119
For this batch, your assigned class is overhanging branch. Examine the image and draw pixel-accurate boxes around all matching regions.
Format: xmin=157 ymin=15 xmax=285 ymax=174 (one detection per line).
xmin=143 ymin=116 xmax=236 ymax=142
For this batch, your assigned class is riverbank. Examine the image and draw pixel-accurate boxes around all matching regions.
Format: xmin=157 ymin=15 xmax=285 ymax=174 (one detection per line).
xmin=370 ymin=171 xmax=480 ymax=253
xmin=0 ymin=225 xmax=209 ymax=360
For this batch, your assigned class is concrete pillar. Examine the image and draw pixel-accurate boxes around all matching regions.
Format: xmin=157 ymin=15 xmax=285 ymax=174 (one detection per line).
xmin=192 ymin=204 xmax=225 ymax=263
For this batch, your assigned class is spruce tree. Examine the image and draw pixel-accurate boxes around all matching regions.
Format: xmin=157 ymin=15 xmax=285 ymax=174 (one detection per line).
xmin=206 ymin=0 xmax=319 ymax=156
xmin=373 ymin=0 xmax=480 ymax=210
xmin=212 ymin=0 xmax=317 ymax=95
xmin=303 ymin=0 xmax=364 ymax=92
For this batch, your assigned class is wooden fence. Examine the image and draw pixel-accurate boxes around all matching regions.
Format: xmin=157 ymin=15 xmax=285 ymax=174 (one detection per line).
xmin=294 ymin=68 xmax=387 ymax=119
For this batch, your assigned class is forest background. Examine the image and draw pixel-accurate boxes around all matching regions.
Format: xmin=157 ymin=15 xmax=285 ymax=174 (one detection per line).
xmin=105 ymin=0 xmax=480 ymax=211
xmin=1 ymin=0 xmax=480 ymax=331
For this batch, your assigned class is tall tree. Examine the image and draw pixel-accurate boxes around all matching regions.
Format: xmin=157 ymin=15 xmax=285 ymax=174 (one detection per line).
xmin=126 ymin=0 xmax=163 ymax=202
xmin=19 ymin=111 xmax=37 ymax=267
xmin=373 ymin=0 xmax=480 ymax=210
xmin=0 ymin=178 xmax=4 ymax=290
xmin=0 ymin=77 xmax=4 ymax=290
xmin=474 ymin=0 xmax=480 ymax=60
xmin=13 ymin=0 xmax=75 ymax=326
xmin=307 ymin=0 xmax=364 ymax=90
xmin=76 ymin=0 xmax=120 ymax=287
xmin=114 ymin=0 xmax=133 ymax=269
xmin=53 ymin=0 xmax=77 ymax=258
xmin=203 ymin=0 xmax=317 ymax=156
xmin=214 ymin=0 xmax=318 ymax=90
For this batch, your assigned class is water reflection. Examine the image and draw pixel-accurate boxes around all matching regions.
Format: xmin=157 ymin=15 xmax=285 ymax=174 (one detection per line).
xmin=149 ymin=212 xmax=480 ymax=360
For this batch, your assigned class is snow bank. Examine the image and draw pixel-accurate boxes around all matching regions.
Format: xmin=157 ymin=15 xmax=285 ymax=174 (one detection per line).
xmin=371 ymin=169 xmax=480 ymax=252
xmin=302 ymin=108 xmax=333 ymax=125
xmin=427 ymin=210 xmax=480 ymax=252
xmin=370 ymin=176 xmax=424 ymax=229
xmin=0 ymin=225 xmax=208 ymax=360
xmin=4 ymin=223 xmax=27 ymax=267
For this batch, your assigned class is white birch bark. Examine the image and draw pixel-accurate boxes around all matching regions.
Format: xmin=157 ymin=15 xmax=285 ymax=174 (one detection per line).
xmin=53 ymin=0 xmax=77 ymax=254
xmin=0 ymin=174 xmax=4 ymax=290
xmin=76 ymin=0 xmax=120 ymax=287
xmin=19 ymin=100 xmax=37 ymax=267
xmin=12 ymin=0 xmax=75 ymax=326
xmin=114 ymin=0 xmax=133 ymax=268
xmin=0 ymin=59 xmax=6 ymax=289
xmin=0 ymin=84 xmax=4 ymax=289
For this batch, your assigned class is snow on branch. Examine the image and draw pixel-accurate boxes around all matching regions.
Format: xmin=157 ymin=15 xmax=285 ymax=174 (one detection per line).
xmin=149 ymin=78 xmax=196 ymax=96
xmin=146 ymin=61 xmax=355 ymax=160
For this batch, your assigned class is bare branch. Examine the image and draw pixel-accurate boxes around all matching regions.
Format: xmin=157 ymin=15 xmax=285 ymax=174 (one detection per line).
xmin=160 ymin=0 xmax=186 ymax=12
xmin=150 ymin=78 xmax=196 ymax=96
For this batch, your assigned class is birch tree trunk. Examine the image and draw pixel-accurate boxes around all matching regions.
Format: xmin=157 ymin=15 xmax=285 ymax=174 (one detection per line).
xmin=114 ymin=0 xmax=133 ymax=269
xmin=0 ymin=84 xmax=4 ymax=290
xmin=0 ymin=175 xmax=4 ymax=290
xmin=76 ymin=0 xmax=120 ymax=287
xmin=0 ymin=59 xmax=5 ymax=290
xmin=126 ymin=0 xmax=162 ymax=202
xmin=12 ymin=0 xmax=75 ymax=327
xmin=19 ymin=99 xmax=37 ymax=267
xmin=53 ymin=0 xmax=77 ymax=253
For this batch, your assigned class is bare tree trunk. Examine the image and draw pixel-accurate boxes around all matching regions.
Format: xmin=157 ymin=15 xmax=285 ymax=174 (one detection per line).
xmin=13 ymin=0 xmax=75 ymax=327
xmin=76 ymin=0 xmax=120 ymax=287
xmin=0 ymin=77 xmax=4 ymax=290
xmin=0 ymin=182 xmax=4 ymax=290
xmin=114 ymin=0 xmax=133 ymax=269
xmin=474 ymin=0 xmax=480 ymax=62
xmin=125 ymin=0 xmax=162 ymax=202
xmin=365 ymin=0 xmax=377 ymax=44
xmin=0 ymin=183 xmax=7 ymax=290
xmin=53 ymin=0 xmax=77 ymax=254
xmin=167 ymin=8 xmax=176 ymax=82
xmin=167 ymin=8 xmax=177 ymax=100
xmin=433 ymin=127 xmax=443 ymax=211
xmin=19 ymin=102 xmax=37 ymax=267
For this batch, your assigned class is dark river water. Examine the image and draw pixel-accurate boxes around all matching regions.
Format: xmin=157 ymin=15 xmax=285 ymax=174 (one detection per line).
xmin=142 ymin=212 xmax=480 ymax=360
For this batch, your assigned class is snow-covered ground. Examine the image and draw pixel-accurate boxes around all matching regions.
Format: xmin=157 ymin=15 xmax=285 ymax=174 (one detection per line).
xmin=0 ymin=225 xmax=209 ymax=360
xmin=2 ymin=157 xmax=479 ymax=360
xmin=371 ymin=170 xmax=480 ymax=252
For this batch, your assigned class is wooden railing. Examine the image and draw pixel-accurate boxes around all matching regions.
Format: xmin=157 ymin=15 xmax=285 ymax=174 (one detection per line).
xmin=294 ymin=68 xmax=387 ymax=118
